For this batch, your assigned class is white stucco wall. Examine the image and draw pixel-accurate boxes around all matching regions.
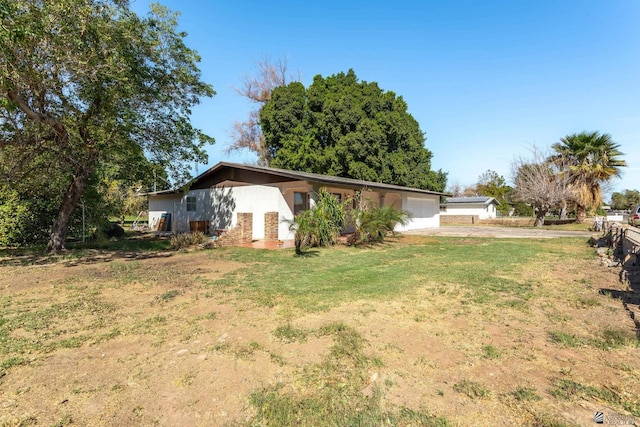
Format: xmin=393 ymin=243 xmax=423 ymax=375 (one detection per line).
xmin=148 ymin=190 xmax=214 ymax=233
xmin=149 ymin=185 xmax=296 ymax=239
xmin=149 ymin=184 xmax=443 ymax=238
xmin=149 ymin=195 xmax=180 ymax=232
xmin=441 ymin=203 xmax=496 ymax=219
xmin=228 ymin=185 xmax=294 ymax=240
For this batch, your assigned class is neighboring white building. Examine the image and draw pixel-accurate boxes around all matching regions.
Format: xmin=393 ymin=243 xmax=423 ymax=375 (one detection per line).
xmin=440 ymin=196 xmax=500 ymax=219
xmin=147 ymin=162 xmax=448 ymax=240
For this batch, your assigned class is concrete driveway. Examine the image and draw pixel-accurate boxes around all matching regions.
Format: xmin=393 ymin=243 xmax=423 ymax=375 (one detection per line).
xmin=405 ymin=225 xmax=596 ymax=239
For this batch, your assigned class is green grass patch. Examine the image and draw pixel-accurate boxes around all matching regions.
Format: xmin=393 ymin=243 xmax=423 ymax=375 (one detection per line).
xmin=1 ymin=356 xmax=27 ymax=372
xmin=548 ymin=330 xmax=584 ymax=347
xmin=131 ymin=315 xmax=167 ymax=336
xmin=510 ymin=386 xmax=542 ymax=401
xmin=453 ymin=379 xmax=490 ymax=399
xmin=273 ymin=324 xmax=309 ymax=343
xmin=152 ymin=290 xmax=181 ymax=305
xmin=247 ymin=322 xmax=448 ymax=426
xmin=481 ymin=344 xmax=501 ymax=359
xmin=572 ymin=295 xmax=601 ymax=308
xmin=548 ymin=327 xmax=638 ymax=350
xmin=208 ymin=237 xmax=587 ymax=312
xmin=0 ymin=295 xmax=118 ymax=368
xmin=593 ymin=326 xmax=638 ymax=349
xmin=248 ymin=386 xmax=449 ymax=426
xmin=526 ymin=411 xmax=579 ymax=427
xmin=549 ymin=378 xmax=640 ymax=416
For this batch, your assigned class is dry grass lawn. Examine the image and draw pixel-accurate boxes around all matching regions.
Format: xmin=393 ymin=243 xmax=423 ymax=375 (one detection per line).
xmin=0 ymin=235 xmax=638 ymax=426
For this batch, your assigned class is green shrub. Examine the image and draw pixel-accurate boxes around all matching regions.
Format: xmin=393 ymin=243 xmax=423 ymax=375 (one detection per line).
xmin=0 ymin=190 xmax=56 ymax=247
xmin=170 ymin=232 xmax=209 ymax=249
xmin=513 ymin=201 xmax=533 ymax=217
xmin=348 ymin=200 xmax=410 ymax=245
xmin=290 ymin=189 xmax=347 ymax=254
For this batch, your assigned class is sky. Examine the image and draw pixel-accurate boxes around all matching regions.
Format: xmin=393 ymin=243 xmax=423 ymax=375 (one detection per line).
xmin=131 ymin=0 xmax=640 ymax=198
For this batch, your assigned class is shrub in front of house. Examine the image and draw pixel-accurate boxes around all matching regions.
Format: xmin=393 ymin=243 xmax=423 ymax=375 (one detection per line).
xmin=290 ymin=189 xmax=347 ymax=254
xmin=347 ymin=204 xmax=410 ymax=245
xmin=170 ymin=232 xmax=209 ymax=250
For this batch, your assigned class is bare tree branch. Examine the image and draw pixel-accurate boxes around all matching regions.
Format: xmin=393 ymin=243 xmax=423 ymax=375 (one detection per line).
xmin=511 ymin=147 xmax=572 ymax=227
xmin=227 ymin=55 xmax=300 ymax=165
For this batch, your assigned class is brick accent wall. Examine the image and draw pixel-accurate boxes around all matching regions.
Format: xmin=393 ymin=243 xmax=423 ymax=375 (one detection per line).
xmin=264 ymin=211 xmax=279 ymax=241
xmin=216 ymin=212 xmax=253 ymax=246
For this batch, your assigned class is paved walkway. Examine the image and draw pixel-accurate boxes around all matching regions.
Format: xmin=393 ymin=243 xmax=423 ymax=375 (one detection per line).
xmin=405 ymin=225 xmax=596 ymax=239
xmin=239 ymin=239 xmax=296 ymax=250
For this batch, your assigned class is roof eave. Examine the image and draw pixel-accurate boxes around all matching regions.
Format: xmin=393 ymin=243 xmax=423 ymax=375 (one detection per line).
xmin=148 ymin=161 xmax=451 ymax=197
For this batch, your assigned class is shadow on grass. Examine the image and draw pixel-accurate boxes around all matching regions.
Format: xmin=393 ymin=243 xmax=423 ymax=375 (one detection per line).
xmin=294 ymin=250 xmax=320 ymax=258
xmin=0 ymin=233 xmax=174 ymax=267
xmin=62 ymin=250 xmax=175 ymax=267
xmin=599 ymin=287 xmax=640 ymax=339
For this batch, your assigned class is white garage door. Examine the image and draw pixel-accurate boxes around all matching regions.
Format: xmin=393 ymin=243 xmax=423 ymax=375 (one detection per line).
xmin=405 ymin=197 xmax=435 ymax=219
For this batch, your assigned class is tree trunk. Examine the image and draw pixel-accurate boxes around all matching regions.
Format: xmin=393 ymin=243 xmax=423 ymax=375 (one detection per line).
xmin=47 ymin=168 xmax=92 ymax=252
xmin=294 ymin=235 xmax=302 ymax=255
xmin=559 ymin=201 xmax=568 ymax=220
xmin=575 ymin=204 xmax=587 ymax=223
xmin=534 ymin=206 xmax=547 ymax=227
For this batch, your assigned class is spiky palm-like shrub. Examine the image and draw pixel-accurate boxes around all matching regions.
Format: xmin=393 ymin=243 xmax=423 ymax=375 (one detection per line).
xmin=349 ymin=203 xmax=410 ymax=245
xmin=290 ymin=189 xmax=346 ymax=254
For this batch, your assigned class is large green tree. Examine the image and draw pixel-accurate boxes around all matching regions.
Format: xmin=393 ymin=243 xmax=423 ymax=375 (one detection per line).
xmin=260 ymin=70 xmax=447 ymax=192
xmin=0 ymin=0 xmax=214 ymax=251
xmin=475 ymin=169 xmax=513 ymax=215
xmin=610 ymin=189 xmax=640 ymax=211
xmin=552 ymin=131 xmax=626 ymax=223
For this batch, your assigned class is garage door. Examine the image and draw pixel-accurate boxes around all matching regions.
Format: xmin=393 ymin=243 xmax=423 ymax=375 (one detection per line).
xmin=405 ymin=197 xmax=435 ymax=219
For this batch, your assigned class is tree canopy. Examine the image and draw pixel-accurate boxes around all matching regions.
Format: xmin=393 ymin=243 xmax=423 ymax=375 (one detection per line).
xmin=260 ymin=70 xmax=447 ymax=192
xmin=551 ymin=131 xmax=626 ymax=222
xmin=0 ymin=0 xmax=214 ymax=250
xmin=610 ymin=189 xmax=640 ymax=211
xmin=475 ymin=170 xmax=513 ymax=215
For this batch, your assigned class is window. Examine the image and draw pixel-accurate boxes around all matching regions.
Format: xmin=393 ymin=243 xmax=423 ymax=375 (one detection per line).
xmin=186 ymin=196 xmax=196 ymax=212
xmin=293 ymin=192 xmax=308 ymax=215
xmin=331 ymin=193 xmax=342 ymax=202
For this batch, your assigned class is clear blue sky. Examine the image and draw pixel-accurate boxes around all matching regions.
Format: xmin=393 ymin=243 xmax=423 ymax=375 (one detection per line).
xmin=132 ymin=0 xmax=640 ymax=198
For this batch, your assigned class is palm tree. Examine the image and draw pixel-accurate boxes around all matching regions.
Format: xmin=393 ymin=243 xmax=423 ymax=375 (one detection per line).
xmin=552 ymin=131 xmax=626 ymax=223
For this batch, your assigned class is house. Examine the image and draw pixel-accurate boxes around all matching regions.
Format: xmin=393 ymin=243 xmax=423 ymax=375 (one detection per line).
xmin=440 ymin=196 xmax=500 ymax=220
xmin=147 ymin=162 xmax=448 ymax=241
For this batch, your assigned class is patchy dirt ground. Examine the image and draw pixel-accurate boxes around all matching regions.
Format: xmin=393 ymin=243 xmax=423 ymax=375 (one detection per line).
xmin=0 ymin=236 xmax=639 ymax=426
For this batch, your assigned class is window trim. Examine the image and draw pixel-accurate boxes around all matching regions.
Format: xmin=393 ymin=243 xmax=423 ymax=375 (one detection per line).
xmin=293 ymin=191 xmax=309 ymax=215
xmin=186 ymin=195 xmax=197 ymax=212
